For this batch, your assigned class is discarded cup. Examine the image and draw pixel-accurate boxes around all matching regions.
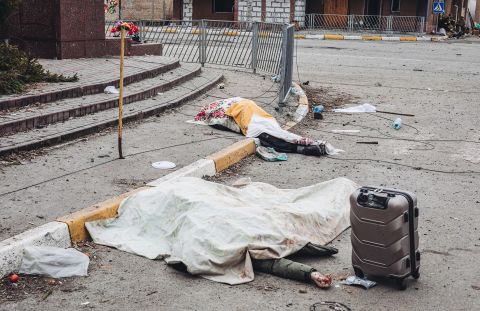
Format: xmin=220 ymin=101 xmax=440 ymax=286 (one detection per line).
xmin=393 ymin=118 xmax=402 ymax=130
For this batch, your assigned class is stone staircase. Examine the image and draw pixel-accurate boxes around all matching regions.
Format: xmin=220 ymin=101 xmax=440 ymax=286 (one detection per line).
xmin=0 ymin=57 xmax=222 ymax=156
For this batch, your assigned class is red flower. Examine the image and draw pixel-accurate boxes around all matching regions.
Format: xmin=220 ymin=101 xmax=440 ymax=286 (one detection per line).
xmin=111 ymin=27 xmax=118 ymax=33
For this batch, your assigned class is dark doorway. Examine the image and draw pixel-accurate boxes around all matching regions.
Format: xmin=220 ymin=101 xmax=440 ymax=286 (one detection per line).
xmin=306 ymin=0 xmax=325 ymax=14
xmin=365 ymin=0 xmax=381 ymax=15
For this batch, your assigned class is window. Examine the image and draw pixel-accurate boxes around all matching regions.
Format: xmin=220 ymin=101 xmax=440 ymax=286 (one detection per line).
xmin=391 ymin=0 xmax=401 ymax=12
xmin=213 ymin=0 xmax=234 ymax=13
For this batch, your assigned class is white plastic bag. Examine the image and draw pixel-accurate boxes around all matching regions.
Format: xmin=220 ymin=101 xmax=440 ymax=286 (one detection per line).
xmin=104 ymin=86 xmax=119 ymax=94
xmin=19 ymin=246 xmax=89 ymax=278
xmin=333 ymin=103 xmax=376 ymax=113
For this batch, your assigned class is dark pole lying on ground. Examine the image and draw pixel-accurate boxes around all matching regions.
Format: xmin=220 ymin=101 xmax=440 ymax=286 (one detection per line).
xmin=376 ymin=110 xmax=415 ymax=117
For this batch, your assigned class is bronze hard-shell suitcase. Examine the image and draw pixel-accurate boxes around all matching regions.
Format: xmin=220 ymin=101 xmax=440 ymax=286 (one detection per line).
xmin=350 ymin=186 xmax=420 ymax=289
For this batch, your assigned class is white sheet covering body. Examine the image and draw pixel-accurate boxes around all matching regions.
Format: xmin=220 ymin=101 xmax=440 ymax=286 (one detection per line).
xmin=86 ymin=177 xmax=357 ymax=285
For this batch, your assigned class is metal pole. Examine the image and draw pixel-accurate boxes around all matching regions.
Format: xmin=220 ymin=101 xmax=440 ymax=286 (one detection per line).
xmin=251 ymin=22 xmax=258 ymax=73
xmin=119 ymin=0 xmax=123 ymax=20
xmin=279 ymin=24 xmax=288 ymax=106
xmin=118 ymin=28 xmax=125 ymax=159
xmin=199 ymin=20 xmax=207 ymax=66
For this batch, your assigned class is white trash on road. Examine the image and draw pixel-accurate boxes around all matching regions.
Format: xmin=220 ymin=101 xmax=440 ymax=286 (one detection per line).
xmin=333 ymin=103 xmax=376 ymax=113
xmin=19 ymin=246 xmax=89 ymax=278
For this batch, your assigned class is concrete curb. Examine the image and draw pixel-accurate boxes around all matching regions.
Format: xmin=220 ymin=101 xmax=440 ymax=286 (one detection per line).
xmin=294 ymin=34 xmax=447 ymax=42
xmin=0 ymin=84 xmax=309 ymax=277
xmin=0 ymin=222 xmax=71 ymax=278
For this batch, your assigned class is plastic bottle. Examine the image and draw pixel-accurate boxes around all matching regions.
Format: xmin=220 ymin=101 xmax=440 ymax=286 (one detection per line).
xmin=393 ymin=118 xmax=402 ymax=130
xmin=313 ymin=105 xmax=324 ymax=113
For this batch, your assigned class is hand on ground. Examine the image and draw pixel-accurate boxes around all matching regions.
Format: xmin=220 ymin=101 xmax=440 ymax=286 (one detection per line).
xmin=311 ymin=272 xmax=332 ymax=288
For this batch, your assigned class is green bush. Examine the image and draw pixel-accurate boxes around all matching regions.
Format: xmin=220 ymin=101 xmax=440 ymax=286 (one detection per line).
xmin=0 ymin=44 xmax=78 ymax=95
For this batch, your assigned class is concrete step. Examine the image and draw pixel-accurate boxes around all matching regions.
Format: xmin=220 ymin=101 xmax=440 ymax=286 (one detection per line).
xmin=0 ymin=63 xmax=202 ymax=136
xmin=0 ymin=57 xmax=180 ymax=111
xmin=0 ymin=70 xmax=223 ymax=157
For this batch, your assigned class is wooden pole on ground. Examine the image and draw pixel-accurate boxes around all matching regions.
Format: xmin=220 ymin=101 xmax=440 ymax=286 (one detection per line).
xmin=118 ymin=28 xmax=125 ymax=159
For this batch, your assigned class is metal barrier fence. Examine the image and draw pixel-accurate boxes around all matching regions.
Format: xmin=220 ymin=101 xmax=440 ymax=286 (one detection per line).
xmin=306 ymin=14 xmax=425 ymax=34
xmin=106 ymin=20 xmax=294 ymax=104
xmin=279 ymin=25 xmax=294 ymax=105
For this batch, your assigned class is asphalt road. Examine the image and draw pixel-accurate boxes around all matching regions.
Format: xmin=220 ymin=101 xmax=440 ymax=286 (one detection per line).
xmin=2 ymin=38 xmax=480 ymax=310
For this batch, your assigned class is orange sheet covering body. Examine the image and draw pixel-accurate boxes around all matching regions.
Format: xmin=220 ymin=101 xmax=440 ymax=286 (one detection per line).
xmin=225 ymin=99 xmax=274 ymax=135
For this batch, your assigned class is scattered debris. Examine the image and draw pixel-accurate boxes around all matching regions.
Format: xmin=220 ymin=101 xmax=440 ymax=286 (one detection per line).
xmin=41 ymin=289 xmax=53 ymax=301
xmin=310 ymin=301 xmax=352 ymax=311
xmin=393 ymin=118 xmax=402 ymax=130
xmin=302 ymin=81 xmax=310 ymax=86
xmin=19 ymin=246 xmax=89 ymax=278
xmin=356 ymin=141 xmax=379 ymax=145
xmin=313 ymin=105 xmax=324 ymax=119
xmin=472 ymin=285 xmax=480 ymax=290
xmin=374 ymin=82 xmax=382 ymax=87
xmin=376 ymin=109 xmax=415 ymax=117
xmin=218 ymin=83 xmax=225 ymax=89
xmin=151 ymin=161 xmax=176 ymax=169
xmin=331 ymin=129 xmax=360 ymax=133
xmin=256 ymin=146 xmax=288 ymax=162
xmin=340 ymin=276 xmax=377 ymax=289
xmin=413 ymin=69 xmax=423 ymax=72
xmin=333 ymin=103 xmax=376 ymax=113
xmin=8 ymin=274 xmax=19 ymax=283
xmin=104 ymin=86 xmax=119 ymax=94
xmin=231 ymin=177 xmax=252 ymax=188
xmin=298 ymin=288 xmax=308 ymax=294
xmin=271 ymin=75 xmax=281 ymax=83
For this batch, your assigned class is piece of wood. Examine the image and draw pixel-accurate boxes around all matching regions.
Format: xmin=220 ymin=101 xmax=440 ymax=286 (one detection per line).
xmin=376 ymin=110 xmax=415 ymax=117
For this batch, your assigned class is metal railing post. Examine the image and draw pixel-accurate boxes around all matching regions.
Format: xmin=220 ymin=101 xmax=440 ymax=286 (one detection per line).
xmin=348 ymin=14 xmax=354 ymax=32
xmin=251 ymin=22 xmax=259 ymax=74
xmin=279 ymin=24 xmax=293 ymax=106
xmin=308 ymin=14 xmax=314 ymax=30
xmin=139 ymin=20 xmax=144 ymax=42
xmin=199 ymin=19 xmax=207 ymax=66
xmin=419 ymin=17 xmax=425 ymax=34
xmin=387 ymin=16 xmax=393 ymax=33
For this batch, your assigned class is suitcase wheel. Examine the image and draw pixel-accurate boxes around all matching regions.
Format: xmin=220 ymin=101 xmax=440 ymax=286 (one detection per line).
xmin=353 ymin=267 xmax=364 ymax=278
xmin=412 ymin=268 xmax=420 ymax=280
xmin=395 ymin=278 xmax=407 ymax=290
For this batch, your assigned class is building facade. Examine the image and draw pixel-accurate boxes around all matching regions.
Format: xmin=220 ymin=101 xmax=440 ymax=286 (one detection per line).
xmin=172 ymin=0 xmax=473 ymax=31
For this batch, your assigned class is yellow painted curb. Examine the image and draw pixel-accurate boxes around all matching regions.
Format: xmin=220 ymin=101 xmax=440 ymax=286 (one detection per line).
xmin=224 ymin=30 xmax=239 ymax=36
xmin=400 ymin=37 xmax=417 ymax=41
xmin=164 ymin=28 xmax=177 ymax=33
xmin=259 ymin=32 xmax=271 ymax=38
xmin=324 ymin=34 xmax=344 ymax=40
xmin=362 ymin=36 xmax=382 ymax=41
xmin=191 ymin=29 xmax=201 ymax=34
xmin=294 ymin=34 xmax=306 ymax=39
xmin=207 ymin=138 xmax=256 ymax=172
xmin=57 ymin=187 xmax=148 ymax=242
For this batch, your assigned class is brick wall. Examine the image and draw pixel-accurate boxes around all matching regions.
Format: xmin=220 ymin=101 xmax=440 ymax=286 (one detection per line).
xmin=105 ymin=0 xmax=174 ymax=21
xmin=183 ymin=0 xmax=193 ymax=19
xmin=295 ymin=0 xmax=306 ymax=26
xmin=181 ymin=0 xmax=306 ymax=23
xmin=238 ymin=0 xmax=263 ymax=21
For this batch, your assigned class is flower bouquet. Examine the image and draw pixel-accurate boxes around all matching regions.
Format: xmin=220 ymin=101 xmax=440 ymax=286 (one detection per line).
xmin=111 ymin=21 xmax=140 ymax=42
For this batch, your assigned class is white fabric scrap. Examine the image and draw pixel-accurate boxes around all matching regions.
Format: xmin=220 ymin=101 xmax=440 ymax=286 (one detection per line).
xmin=86 ymin=177 xmax=357 ymax=285
xmin=333 ymin=103 xmax=376 ymax=113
